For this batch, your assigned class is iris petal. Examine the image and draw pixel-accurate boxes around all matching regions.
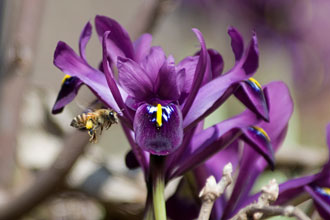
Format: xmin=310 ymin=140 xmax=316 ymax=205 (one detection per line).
xmin=134 ymin=104 xmax=183 ymax=155
xmin=52 ymin=76 xmax=83 ymax=114
xmin=235 ymin=78 xmax=269 ymax=121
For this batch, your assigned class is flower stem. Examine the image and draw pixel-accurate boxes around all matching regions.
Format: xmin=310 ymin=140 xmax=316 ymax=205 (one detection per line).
xmin=150 ymin=155 xmax=166 ymax=220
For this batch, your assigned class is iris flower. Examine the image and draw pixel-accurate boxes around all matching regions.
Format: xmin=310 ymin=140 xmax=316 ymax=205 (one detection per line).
xmin=167 ymin=81 xmax=293 ymax=219
xmin=240 ymin=123 xmax=330 ymax=219
xmin=52 ymin=15 xmax=274 ymax=218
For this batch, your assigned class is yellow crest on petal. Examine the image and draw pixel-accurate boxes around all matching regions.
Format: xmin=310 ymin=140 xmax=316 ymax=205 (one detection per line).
xmin=248 ymin=77 xmax=262 ymax=90
xmin=62 ymin=74 xmax=71 ymax=84
xmin=251 ymin=126 xmax=270 ymax=142
xmin=156 ymin=104 xmax=162 ymax=128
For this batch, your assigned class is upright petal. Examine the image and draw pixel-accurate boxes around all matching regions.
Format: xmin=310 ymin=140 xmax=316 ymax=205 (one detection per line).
xmin=54 ymin=41 xmax=120 ymax=112
xmin=228 ymin=26 xmax=244 ymax=62
xmin=141 ymin=46 xmax=166 ymax=84
xmin=79 ymin=21 xmax=92 ymax=62
xmin=183 ymin=30 xmax=260 ymax=130
xmin=155 ymin=55 xmax=180 ymax=101
xmin=133 ymin=33 xmax=152 ymax=63
xmin=117 ymin=57 xmax=153 ymax=100
xmin=181 ymin=29 xmax=208 ymax=117
xmin=95 ymin=15 xmax=134 ymax=62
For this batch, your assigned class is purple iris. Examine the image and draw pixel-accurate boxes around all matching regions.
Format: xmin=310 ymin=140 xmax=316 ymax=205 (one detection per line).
xmin=52 ymin=17 xmax=279 ymax=218
xmin=167 ymin=81 xmax=294 ymax=219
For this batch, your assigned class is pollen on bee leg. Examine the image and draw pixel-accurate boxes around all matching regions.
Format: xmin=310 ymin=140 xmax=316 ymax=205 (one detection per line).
xmin=156 ymin=104 xmax=163 ymax=128
xmin=86 ymin=119 xmax=93 ymax=129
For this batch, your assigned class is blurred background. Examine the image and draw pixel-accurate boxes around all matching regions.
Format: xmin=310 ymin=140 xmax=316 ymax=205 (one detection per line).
xmin=0 ymin=0 xmax=329 ymax=219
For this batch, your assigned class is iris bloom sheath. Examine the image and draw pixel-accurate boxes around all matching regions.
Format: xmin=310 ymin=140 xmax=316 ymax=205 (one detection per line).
xmin=53 ymin=16 xmax=274 ymax=186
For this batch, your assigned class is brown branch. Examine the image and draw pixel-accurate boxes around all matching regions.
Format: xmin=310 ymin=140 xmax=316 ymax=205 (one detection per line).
xmin=198 ymin=163 xmax=233 ymax=220
xmin=230 ymin=179 xmax=311 ymax=220
xmin=237 ymin=205 xmax=311 ymax=220
xmin=0 ymin=130 xmax=90 ymax=220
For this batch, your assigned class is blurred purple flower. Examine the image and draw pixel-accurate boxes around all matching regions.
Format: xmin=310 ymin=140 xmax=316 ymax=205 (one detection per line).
xmin=167 ymin=81 xmax=294 ymax=219
xmin=52 ymin=16 xmax=274 ymax=187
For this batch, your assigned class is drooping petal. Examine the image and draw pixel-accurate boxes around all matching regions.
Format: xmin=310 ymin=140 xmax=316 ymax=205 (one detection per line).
xmin=122 ymin=125 xmax=149 ymax=176
xmin=168 ymin=109 xmax=260 ymax=179
xmin=117 ymin=57 xmax=153 ymax=100
xmin=52 ymin=76 xmax=83 ymax=114
xmin=133 ymin=33 xmax=152 ymax=63
xmin=54 ymin=41 xmax=120 ymax=112
xmin=134 ymin=104 xmax=183 ymax=155
xmin=183 ymin=31 xmax=260 ymax=130
xmin=306 ymin=186 xmax=330 ymax=219
xmin=234 ymin=78 xmax=269 ymax=121
xmin=95 ymin=15 xmax=134 ymax=62
xmin=155 ymin=55 xmax=180 ymax=101
xmin=222 ymin=81 xmax=293 ymax=219
xmin=79 ymin=21 xmax=92 ymax=62
xmin=181 ymin=29 xmax=208 ymax=117
xmin=141 ymin=46 xmax=166 ymax=84
xmin=228 ymin=26 xmax=244 ymax=62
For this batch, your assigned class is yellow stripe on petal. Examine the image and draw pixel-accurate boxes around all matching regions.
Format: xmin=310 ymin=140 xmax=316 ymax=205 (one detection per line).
xmin=323 ymin=187 xmax=330 ymax=195
xmin=248 ymin=77 xmax=262 ymax=90
xmin=62 ymin=74 xmax=71 ymax=84
xmin=252 ymin=126 xmax=270 ymax=142
xmin=86 ymin=119 xmax=93 ymax=129
xmin=156 ymin=104 xmax=162 ymax=128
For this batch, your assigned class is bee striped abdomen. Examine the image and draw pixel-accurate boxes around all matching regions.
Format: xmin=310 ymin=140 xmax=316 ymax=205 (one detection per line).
xmin=71 ymin=113 xmax=90 ymax=128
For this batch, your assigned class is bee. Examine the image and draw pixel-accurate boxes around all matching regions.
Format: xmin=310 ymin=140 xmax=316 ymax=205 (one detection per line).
xmin=70 ymin=109 xmax=118 ymax=143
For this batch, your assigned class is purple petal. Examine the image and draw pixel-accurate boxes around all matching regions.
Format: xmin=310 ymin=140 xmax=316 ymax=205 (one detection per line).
xmin=102 ymin=31 xmax=132 ymax=121
xmin=117 ymin=57 xmax=153 ymax=100
xmin=208 ymin=49 xmax=224 ymax=77
xmin=168 ymin=109 xmax=259 ymax=179
xmin=242 ymin=32 xmax=259 ymax=75
xmin=53 ymin=41 xmax=120 ymax=112
xmin=181 ymin=29 xmax=208 ymax=117
xmin=122 ymin=125 xmax=149 ymax=176
xmin=141 ymin=46 xmax=166 ymax=84
xmin=79 ymin=21 xmax=92 ymax=62
xmin=223 ymin=82 xmax=293 ymax=218
xmin=134 ymin=104 xmax=183 ymax=155
xmin=306 ymin=186 xmax=330 ymax=219
xmin=183 ymin=32 xmax=259 ymax=130
xmin=125 ymin=150 xmax=140 ymax=169
xmin=234 ymin=78 xmax=269 ymax=121
xmin=155 ymin=55 xmax=180 ymax=101
xmin=95 ymin=15 xmax=134 ymax=62
xmin=133 ymin=33 xmax=152 ymax=63
xmin=228 ymin=26 xmax=244 ymax=61
xmin=52 ymin=76 xmax=83 ymax=114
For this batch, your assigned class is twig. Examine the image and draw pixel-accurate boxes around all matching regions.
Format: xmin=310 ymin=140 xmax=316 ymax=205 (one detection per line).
xmin=230 ymin=179 xmax=311 ymax=220
xmin=198 ymin=163 xmax=233 ymax=220
xmin=0 ymin=130 xmax=90 ymax=220
xmin=238 ymin=205 xmax=311 ymax=220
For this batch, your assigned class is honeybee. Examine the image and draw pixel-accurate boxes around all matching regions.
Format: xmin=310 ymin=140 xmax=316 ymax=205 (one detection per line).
xmin=70 ymin=109 xmax=118 ymax=143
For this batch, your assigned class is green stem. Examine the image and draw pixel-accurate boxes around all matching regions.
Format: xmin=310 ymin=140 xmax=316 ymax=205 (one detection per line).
xmin=150 ymin=155 xmax=166 ymax=220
